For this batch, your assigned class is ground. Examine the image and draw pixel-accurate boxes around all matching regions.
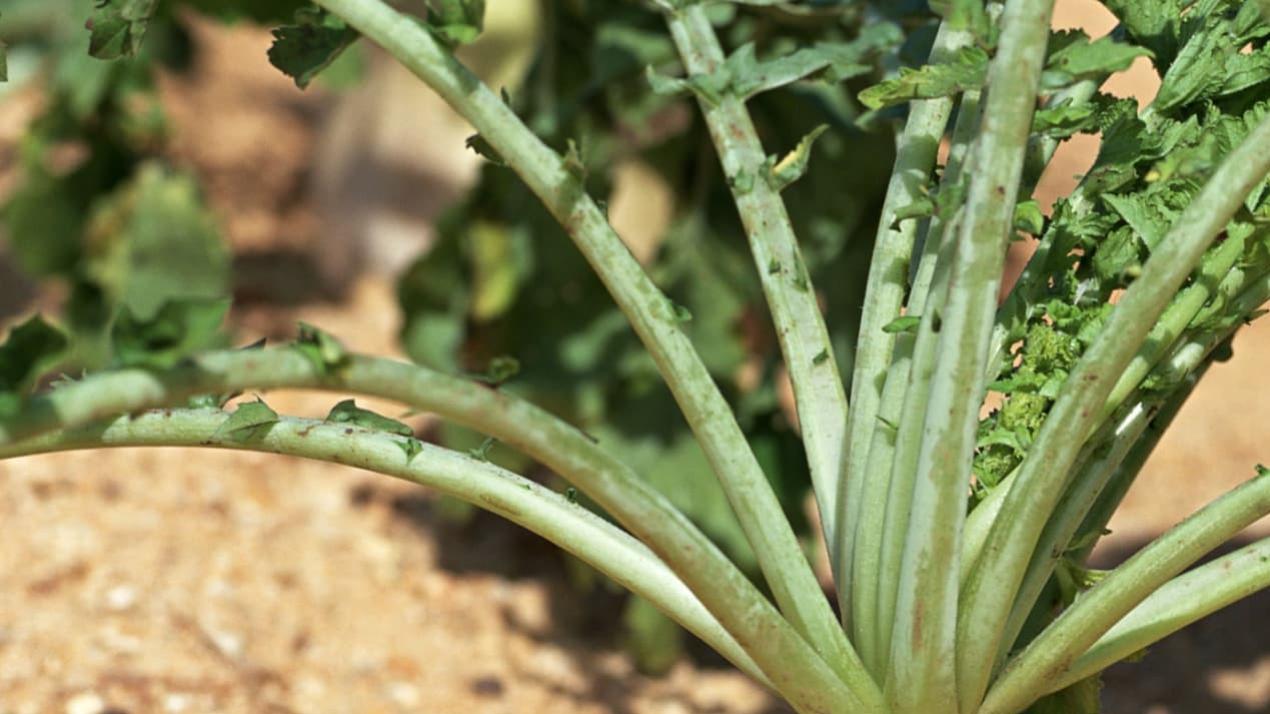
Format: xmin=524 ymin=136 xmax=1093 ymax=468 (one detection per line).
xmin=0 ymin=2 xmax=1266 ymax=713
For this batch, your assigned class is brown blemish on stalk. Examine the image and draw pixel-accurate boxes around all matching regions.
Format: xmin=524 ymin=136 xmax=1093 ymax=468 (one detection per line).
xmin=912 ymin=599 xmax=925 ymax=650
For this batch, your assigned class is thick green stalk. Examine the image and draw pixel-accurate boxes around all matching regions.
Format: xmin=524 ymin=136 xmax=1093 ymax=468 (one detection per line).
xmin=865 ymin=88 xmax=983 ymax=677
xmin=1047 ymin=537 xmax=1270 ymax=694
xmin=886 ymin=0 xmax=1056 ymax=710
xmin=0 ymin=349 xmax=864 ymax=713
xmin=664 ymin=3 xmax=849 ymax=564
xmin=1073 ymin=270 xmax=1270 ymax=561
xmin=0 ymin=408 xmax=769 ymax=686
xmin=979 ymin=467 xmax=1270 ymax=714
xmin=837 ymin=18 xmax=972 ymax=629
xmin=957 ymin=111 xmax=1270 ymax=712
xmin=311 ymin=0 xmax=865 ymax=694
xmin=1098 ymin=230 xmax=1249 ymax=421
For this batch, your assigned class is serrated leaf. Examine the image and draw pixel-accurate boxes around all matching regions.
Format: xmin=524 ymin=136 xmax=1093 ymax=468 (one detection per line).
xmin=110 ymin=299 xmax=230 ymax=369
xmin=858 ymin=45 xmax=988 ymax=110
xmin=0 ymin=316 xmax=69 ymax=405
xmin=767 ymin=124 xmax=828 ymax=191
xmin=268 ymin=5 xmax=361 ymax=89
xmin=85 ymin=164 xmax=231 ymax=321
xmin=326 ymin=398 xmax=414 ymax=437
xmin=1042 ymin=30 xmax=1152 ymax=90
xmin=214 ymin=399 xmax=279 ymax=442
xmin=293 ymin=322 xmax=349 ymax=373
xmin=87 ymin=0 xmax=159 ymax=59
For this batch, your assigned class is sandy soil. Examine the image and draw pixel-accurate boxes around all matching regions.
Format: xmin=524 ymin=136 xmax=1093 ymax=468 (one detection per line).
xmin=0 ymin=2 xmax=1266 ymax=713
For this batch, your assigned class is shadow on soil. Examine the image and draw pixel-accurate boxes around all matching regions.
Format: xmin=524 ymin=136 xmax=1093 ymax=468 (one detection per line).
xmin=373 ymin=484 xmax=1267 ymax=714
xmin=348 ymin=480 xmax=794 ymax=714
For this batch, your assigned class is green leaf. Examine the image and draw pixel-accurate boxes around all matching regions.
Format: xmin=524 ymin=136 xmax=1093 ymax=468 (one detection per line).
xmin=425 ymin=0 xmax=485 ymax=46
xmin=0 ymin=316 xmax=69 ymax=405
xmin=1013 ymin=199 xmax=1045 ymax=236
xmin=858 ymin=45 xmax=989 ymax=110
xmin=268 ymin=5 xmax=361 ymax=89
xmin=293 ymin=322 xmax=349 ymax=373
xmin=85 ymin=164 xmax=231 ymax=321
xmin=465 ymin=134 xmax=504 ymax=165
xmin=214 ymin=399 xmax=279 ymax=442
xmin=1042 ymin=30 xmax=1152 ymax=90
xmin=110 ymin=299 xmax=231 ymax=369
xmin=767 ymin=124 xmax=828 ymax=191
xmin=882 ymin=315 xmax=921 ymax=334
xmin=87 ymin=0 xmax=160 ymax=59
xmin=396 ymin=437 xmax=423 ymax=461
xmin=325 ymin=398 xmax=414 ymax=437
xmin=478 ymin=355 xmax=520 ymax=385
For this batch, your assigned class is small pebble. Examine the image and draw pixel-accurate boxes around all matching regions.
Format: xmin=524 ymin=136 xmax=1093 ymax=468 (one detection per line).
xmin=387 ymin=682 xmax=420 ymax=707
xmin=104 ymin=585 xmax=137 ymax=612
xmin=65 ymin=692 xmax=104 ymax=714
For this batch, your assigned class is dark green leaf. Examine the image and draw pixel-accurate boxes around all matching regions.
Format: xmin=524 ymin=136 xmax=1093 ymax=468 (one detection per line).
xmin=110 ymin=298 xmax=230 ymax=369
xmin=0 ymin=316 xmax=69 ymax=395
xmin=87 ymin=0 xmax=159 ymax=59
xmin=268 ymin=5 xmax=361 ymax=89
xmin=293 ymin=322 xmax=349 ymax=373
xmin=325 ymin=398 xmax=414 ymax=437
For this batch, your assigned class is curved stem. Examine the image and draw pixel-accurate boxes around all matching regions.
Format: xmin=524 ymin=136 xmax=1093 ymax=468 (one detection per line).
xmin=0 ymin=408 xmax=770 ymax=687
xmin=1048 ymin=536 xmax=1270 ymax=694
xmin=887 ymin=0 xmax=1057 ymax=709
xmin=664 ymin=2 xmax=850 ymax=578
xmin=836 ymin=22 xmax=973 ymax=621
xmin=957 ymin=111 xmax=1270 ymax=713
xmin=0 ymin=349 xmax=860 ymax=713
xmin=980 ymin=467 xmax=1270 ymax=714
xmin=309 ymin=3 xmax=854 ymax=693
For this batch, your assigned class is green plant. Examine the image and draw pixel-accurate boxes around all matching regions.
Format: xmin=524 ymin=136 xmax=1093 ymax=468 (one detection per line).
xmin=2 ymin=1 xmax=1270 ymax=713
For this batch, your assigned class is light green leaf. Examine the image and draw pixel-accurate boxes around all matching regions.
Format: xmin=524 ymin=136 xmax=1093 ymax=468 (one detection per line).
xmin=767 ymin=124 xmax=828 ymax=191
xmin=858 ymin=46 xmax=989 ymax=110
xmin=214 ymin=399 xmax=279 ymax=442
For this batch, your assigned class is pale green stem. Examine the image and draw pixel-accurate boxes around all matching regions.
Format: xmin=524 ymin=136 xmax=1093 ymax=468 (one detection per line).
xmin=865 ymin=87 xmax=984 ymax=678
xmin=0 ymin=408 xmax=769 ymax=687
xmin=993 ymin=403 xmax=1150 ymax=665
xmin=979 ymin=467 xmax=1270 ymax=714
xmin=1073 ymin=270 xmax=1270 ymax=562
xmin=664 ymin=3 xmax=849 ymax=572
xmin=0 ymin=349 xmax=860 ymax=713
xmin=886 ymin=0 xmax=1056 ymax=709
xmin=836 ymin=21 xmax=974 ymax=623
xmin=1098 ymin=229 xmax=1249 ymax=422
xmin=311 ymin=1 xmax=866 ymax=699
xmin=957 ymin=111 xmax=1270 ymax=712
xmin=1048 ymin=537 xmax=1270 ymax=694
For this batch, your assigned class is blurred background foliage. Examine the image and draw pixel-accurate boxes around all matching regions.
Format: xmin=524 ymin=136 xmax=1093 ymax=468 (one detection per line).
xmin=0 ymin=0 xmax=938 ymax=673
